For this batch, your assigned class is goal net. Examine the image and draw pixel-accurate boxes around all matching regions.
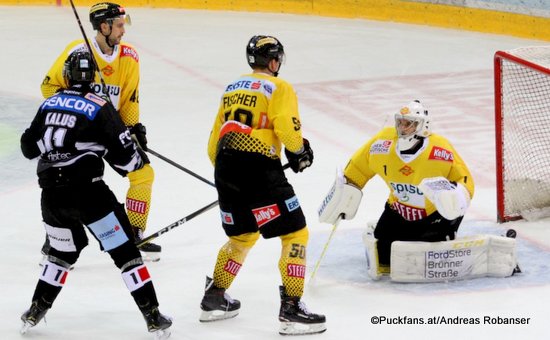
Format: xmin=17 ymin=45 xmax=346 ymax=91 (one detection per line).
xmin=495 ymin=47 xmax=550 ymax=222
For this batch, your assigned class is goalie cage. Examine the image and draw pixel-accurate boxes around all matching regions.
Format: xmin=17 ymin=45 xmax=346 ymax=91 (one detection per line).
xmin=495 ymin=46 xmax=550 ymax=222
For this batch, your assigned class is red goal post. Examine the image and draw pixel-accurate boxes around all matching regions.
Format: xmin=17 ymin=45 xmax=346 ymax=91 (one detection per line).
xmin=495 ymin=47 xmax=550 ymax=223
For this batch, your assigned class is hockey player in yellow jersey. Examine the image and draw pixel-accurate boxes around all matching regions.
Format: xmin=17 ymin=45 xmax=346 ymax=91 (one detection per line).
xmin=200 ymin=35 xmax=326 ymax=335
xmin=40 ymin=2 xmax=161 ymax=260
xmin=319 ymin=100 xmax=474 ymax=275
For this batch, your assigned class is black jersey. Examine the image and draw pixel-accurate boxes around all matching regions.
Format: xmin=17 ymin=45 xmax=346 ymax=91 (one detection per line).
xmin=21 ymin=84 xmax=143 ymax=188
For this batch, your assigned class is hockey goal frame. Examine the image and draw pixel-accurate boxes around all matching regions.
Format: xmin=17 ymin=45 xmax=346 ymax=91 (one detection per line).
xmin=494 ymin=49 xmax=550 ymax=223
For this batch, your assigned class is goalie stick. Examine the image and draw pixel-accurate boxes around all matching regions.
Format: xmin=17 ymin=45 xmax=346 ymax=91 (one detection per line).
xmin=308 ymin=214 xmax=343 ymax=284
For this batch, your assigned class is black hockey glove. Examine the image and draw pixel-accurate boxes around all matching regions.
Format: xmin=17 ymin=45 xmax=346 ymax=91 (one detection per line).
xmin=130 ymin=123 xmax=148 ymax=151
xmin=284 ymin=138 xmax=314 ymax=173
xmin=136 ymin=145 xmax=150 ymax=165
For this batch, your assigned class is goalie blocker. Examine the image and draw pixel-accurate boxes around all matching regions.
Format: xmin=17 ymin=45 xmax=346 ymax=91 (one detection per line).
xmin=363 ymin=231 xmax=518 ymax=282
xmin=318 ymin=168 xmax=363 ymax=225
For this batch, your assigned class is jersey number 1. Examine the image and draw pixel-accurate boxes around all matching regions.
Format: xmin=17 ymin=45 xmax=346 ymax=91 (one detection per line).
xmin=42 ymin=126 xmax=67 ymax=151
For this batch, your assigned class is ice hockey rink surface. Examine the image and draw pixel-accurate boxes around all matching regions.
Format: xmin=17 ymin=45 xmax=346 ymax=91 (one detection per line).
xmin=1 ymin=5 xmax=550 ymax=340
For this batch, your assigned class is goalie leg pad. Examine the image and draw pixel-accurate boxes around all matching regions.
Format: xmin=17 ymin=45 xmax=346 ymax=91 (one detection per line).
xmin=390 ymin=235 xmax=517 ymax=282
xmin=362 ymin=227 xmax=389 ymax=280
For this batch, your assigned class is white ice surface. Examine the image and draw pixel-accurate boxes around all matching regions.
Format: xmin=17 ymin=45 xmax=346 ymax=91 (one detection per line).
xmin=1 ymin=5 xmax=550 ymax=340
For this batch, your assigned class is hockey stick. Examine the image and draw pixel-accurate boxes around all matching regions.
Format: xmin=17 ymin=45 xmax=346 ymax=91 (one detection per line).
xmin=147 ymin=148 xmax=291 ymax=188
xmin=68 ymin=1 xmax=214 ymax=188
xmin=68 ymin=2 xmax=213 ymax=189
xmin=147 ymin=148 xmax=216 ymax=187
xmin=136 ymin=162 xmax=293 ymax=246
xmin=135 ymin=200 xmax=219 ymax=247
xmin=68 ymin=0 xmax=113 ymax=103
xmin=308 ymin=214 xmax=344 ymax=284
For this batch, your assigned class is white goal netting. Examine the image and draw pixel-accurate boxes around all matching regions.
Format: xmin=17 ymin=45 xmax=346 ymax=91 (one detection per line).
xmin=495 ymin=46 xmax=550 ymax=222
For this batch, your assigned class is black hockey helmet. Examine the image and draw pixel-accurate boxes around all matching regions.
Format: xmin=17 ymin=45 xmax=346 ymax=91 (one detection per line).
xmin=63 ymin=51 xmax=95 ymax=86
xmin=89 ymin=2 xmax=131 ymax=30
xmin=246 ymin=35 xmax=285 ymax=69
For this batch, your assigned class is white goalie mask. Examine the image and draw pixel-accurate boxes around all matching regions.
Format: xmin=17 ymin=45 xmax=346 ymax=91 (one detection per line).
xmin=394 ymin=100 xmax=431 ymax=151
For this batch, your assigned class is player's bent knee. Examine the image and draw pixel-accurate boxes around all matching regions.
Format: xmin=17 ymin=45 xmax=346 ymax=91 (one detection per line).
xmin=128 ymin=163 xmax=154 ymax=186
xmin=280 ymin=227 xmax=309 ymax=246
xmin=229 ymin=232 xmax=260 ymax=248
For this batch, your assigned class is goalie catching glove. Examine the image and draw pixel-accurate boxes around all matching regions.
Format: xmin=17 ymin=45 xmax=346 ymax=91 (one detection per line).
xmin=284 ymin=138 xmax=314 ymax=173
xmin=318 ymin=168 xmax=363 ymax=225
xmin=418 ymin=176 xmax=471 ymax=220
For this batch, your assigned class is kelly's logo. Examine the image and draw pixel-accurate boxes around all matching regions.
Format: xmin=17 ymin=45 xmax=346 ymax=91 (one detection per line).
xmin=252 ymin=204 xmax=281 ymax=228
xmin=429 ymin=146 xmax=454 ymax=162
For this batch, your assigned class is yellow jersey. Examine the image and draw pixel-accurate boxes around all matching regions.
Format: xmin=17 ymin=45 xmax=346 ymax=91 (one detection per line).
xmin=41 ymin=38 xmax=140 ymax=126
xmin=344 ymin=127 xmax=474 ymax=221
xmin=208 ymin=73 xmax=304 ymax=164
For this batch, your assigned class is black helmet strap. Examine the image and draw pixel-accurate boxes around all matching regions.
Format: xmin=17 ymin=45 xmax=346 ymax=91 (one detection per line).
xmin=268 ymin=60 xmax=281 ymax=77
xmin=98 ymin=20 xmax=116 ymax=49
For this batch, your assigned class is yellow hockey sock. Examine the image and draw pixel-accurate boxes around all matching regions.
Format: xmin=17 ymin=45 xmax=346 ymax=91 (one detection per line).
xmin=126 ymin=164 xmax=154 ymax=231
xmin=213 ymin=232 xmax=259 ymax=289
xmin=279 ymin=227 xmax=309 ymax=297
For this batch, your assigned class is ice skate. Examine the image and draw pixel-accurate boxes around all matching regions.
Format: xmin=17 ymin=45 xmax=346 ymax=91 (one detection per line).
xmin=142 ymin=306 xmax=172 ymax=340
xmin=134 ymin=227 xmax=162 ymax=262
xmin=199 ymin=276 xmax=240 ymax=322
xmin=20 ymin=299 xmax=49 ymax=335
xmin=278 ymin=286 xmax=326 ymax=336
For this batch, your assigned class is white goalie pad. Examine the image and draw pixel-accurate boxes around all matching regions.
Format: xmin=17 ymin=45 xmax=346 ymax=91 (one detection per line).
xmin=390 ymin=234 xmax=518 ymax=283
xmin=362 ymin=226 xmax=381 ymax=280
xmin=318 ymin=168 xmax=363 ymax=225
xmin=419 ymin=177 xmax=471 ymax=220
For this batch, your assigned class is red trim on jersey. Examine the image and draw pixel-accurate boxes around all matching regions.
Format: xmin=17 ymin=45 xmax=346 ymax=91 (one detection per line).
xmin=219 ymin=120 xmax=252 ymax=139
xmin=258 ymin=112 xmax=269 ymax=128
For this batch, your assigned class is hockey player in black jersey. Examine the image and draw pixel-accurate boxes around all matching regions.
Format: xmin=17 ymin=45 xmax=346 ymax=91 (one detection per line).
xmin=20 ymin=51 xmax=172 ymax=339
